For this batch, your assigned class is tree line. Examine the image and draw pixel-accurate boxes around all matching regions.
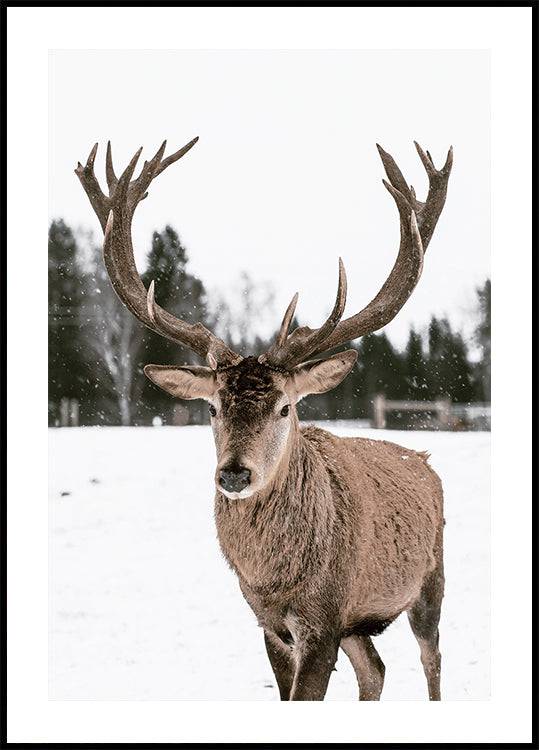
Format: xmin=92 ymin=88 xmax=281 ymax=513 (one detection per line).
xmin=49 ymin=219 xmax=490 ymax=428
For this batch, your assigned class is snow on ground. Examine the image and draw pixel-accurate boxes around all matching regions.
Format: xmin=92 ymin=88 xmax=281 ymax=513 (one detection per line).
xmin=49 ymin=423 xmax=490 ymax=700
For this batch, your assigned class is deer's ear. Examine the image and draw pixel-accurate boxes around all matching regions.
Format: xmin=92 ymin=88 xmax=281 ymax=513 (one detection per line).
xmin=291 ymin=350 xmax=357 ymax=400
xmin=144 ymin=364 xmax=217 ymax=401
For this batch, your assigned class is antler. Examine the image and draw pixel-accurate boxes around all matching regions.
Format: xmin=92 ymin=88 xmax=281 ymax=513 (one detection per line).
xmin=75 ymin=140 xmax=241 ymax=367
xmin=262 ymin=142 xmax=452 ymax=368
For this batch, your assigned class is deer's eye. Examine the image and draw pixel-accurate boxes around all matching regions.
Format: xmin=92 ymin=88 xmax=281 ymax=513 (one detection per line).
xmin=280 ymin=405 xmax=290 ymax=417
xmin=209 ymin=405 xmax=217 ymax=417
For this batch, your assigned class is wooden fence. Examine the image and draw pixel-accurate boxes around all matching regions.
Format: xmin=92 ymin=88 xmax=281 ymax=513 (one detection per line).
xmin=372 ymin=394 xmax=490 ymax=430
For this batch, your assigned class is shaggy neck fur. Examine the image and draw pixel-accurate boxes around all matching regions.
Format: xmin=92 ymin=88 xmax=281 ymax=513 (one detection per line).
xmin=214 ymin=420 xmax=341 ymax=599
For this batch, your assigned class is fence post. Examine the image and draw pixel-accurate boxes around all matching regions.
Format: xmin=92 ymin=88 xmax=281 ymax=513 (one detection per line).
xmin=172 ymin=403 xmax=189 ymax=426
xmin=69 ymin=399 xmax=79 ymax=427
xmin=436 ymin=398 xmax=452 ymax=429
xmin=373 ymin=394 xmax=386 ymax=429
xmin=60 ymin=397 xmax=70 ymax=427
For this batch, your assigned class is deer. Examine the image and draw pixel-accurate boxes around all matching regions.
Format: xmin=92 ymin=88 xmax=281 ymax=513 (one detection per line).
xmin=76 ymin=137 xmax=452 ymax=701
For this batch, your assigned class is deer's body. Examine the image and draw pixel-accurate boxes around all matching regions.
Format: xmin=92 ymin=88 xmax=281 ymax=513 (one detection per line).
xmin=212 ymin=358 xmax=445 ymax=700
xmin=76 ymin=136 xmax=452 ymax=700
xmin=216 ymin=426 xmax=443 ymax=634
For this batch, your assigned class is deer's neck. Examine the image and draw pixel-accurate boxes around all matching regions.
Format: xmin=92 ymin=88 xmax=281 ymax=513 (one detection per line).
xmin=214 ymin=426 xmax=336 ymax=597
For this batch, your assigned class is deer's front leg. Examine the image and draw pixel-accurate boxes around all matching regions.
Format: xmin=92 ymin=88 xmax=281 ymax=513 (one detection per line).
xmin=289 ymin=633 xmax=340 ymax=701
xmin=264 ymin=631 xmax=295 ymax=700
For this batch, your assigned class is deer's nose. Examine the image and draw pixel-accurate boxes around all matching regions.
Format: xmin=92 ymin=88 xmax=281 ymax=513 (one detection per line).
xmin=219 ymin=466 xmax=251 ymax=493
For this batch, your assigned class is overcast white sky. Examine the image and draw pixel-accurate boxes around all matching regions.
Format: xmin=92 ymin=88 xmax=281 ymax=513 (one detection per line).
xmin=49 ymin=49 xmax=489 ymax=348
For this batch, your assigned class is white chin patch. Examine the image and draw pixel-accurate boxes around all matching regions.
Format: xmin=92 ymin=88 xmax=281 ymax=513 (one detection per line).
xmin=218 ymin=487 xmax=255 ymax=500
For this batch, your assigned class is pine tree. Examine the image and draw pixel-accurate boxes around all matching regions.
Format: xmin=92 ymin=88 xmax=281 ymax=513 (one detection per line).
xmin=426 ymin=316 xmax=475 ymax=403
xmin=403 ymin=328 xmax=428 ymax=400
xmin=138 ymin=226 xmax=212 ymax=424
xmin=332 ymin=343 xmax=362 ymax=420
xmin=426 ymin=316 xmax=445 ymax=399
xmin=473 ymin=278 xmax=491 ymax=402
xmin=48 ymin=220 xmax=91 ymax=424
xmin=79 ymin=237 xmax=144 ymax=426
xmin=358 ymin=332 xmax=404 ymax=398
xmin=446 ymin=330 xmax=475 ymax=403
xmin=350 ymin=332 xmax=404 ymax=422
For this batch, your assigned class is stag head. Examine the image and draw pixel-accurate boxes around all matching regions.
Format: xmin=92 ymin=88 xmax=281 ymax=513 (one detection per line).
xmin=76 ymin=138 xmax=452 ymax=498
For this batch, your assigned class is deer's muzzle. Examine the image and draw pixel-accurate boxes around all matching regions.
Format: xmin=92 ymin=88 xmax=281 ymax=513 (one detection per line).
xmin=219 ymin=465 xmax=251 ymax=494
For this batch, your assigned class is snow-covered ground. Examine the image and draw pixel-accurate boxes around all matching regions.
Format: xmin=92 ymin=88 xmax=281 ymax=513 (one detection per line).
xmin=49 ymin=424 xmax=490 ymax=700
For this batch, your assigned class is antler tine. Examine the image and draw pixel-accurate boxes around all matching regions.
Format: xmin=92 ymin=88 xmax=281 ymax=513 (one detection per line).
xmin=75 ymin=143 xmax=109 ymax=231
xmin=129 ymin=140 xmax=167 ymax=205
xmin=116 ymin=147 xmax=143 ymax=198
xmin=304 ymin=142 xmax=451 ymax=358
xmin=77 ymin=139 xmax=242 ymax=367
xmin=382 ymin=178 xmax=410 ymax=214
xmin=304 ymin=257 xmax=348 ymax=347
xmin=442 ymin=145 xmax=453 ymax=175
xmin=276 ymin=292 xmax=299 ymax=348
xmin=146 ymin=279 xmax=158 ymax=325
xmin=414 ymin=141 xmax=453 ymax=246
xmin=414 ymin=141 xmax=437 ymax=178
xmin=146 ymin=278 xmax=235 ymax=361
xmin=105 ymin=141 xmax=118 ymax=193
xmin=86 ymin=142 xmax=98 ymax=169
xmin=156 ymin=137 xmax=199 ymax=177
xmin=376 ymin=143 xmax=414 ymax=203
xmin=262 ymin=259 xmax=347 ymax=368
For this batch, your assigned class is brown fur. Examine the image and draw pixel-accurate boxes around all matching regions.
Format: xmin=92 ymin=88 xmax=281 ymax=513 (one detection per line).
xmin=215 ymin=424 xmax=443 ymax=635
xmin=207 ymin=359 xmax=445 ymax=700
